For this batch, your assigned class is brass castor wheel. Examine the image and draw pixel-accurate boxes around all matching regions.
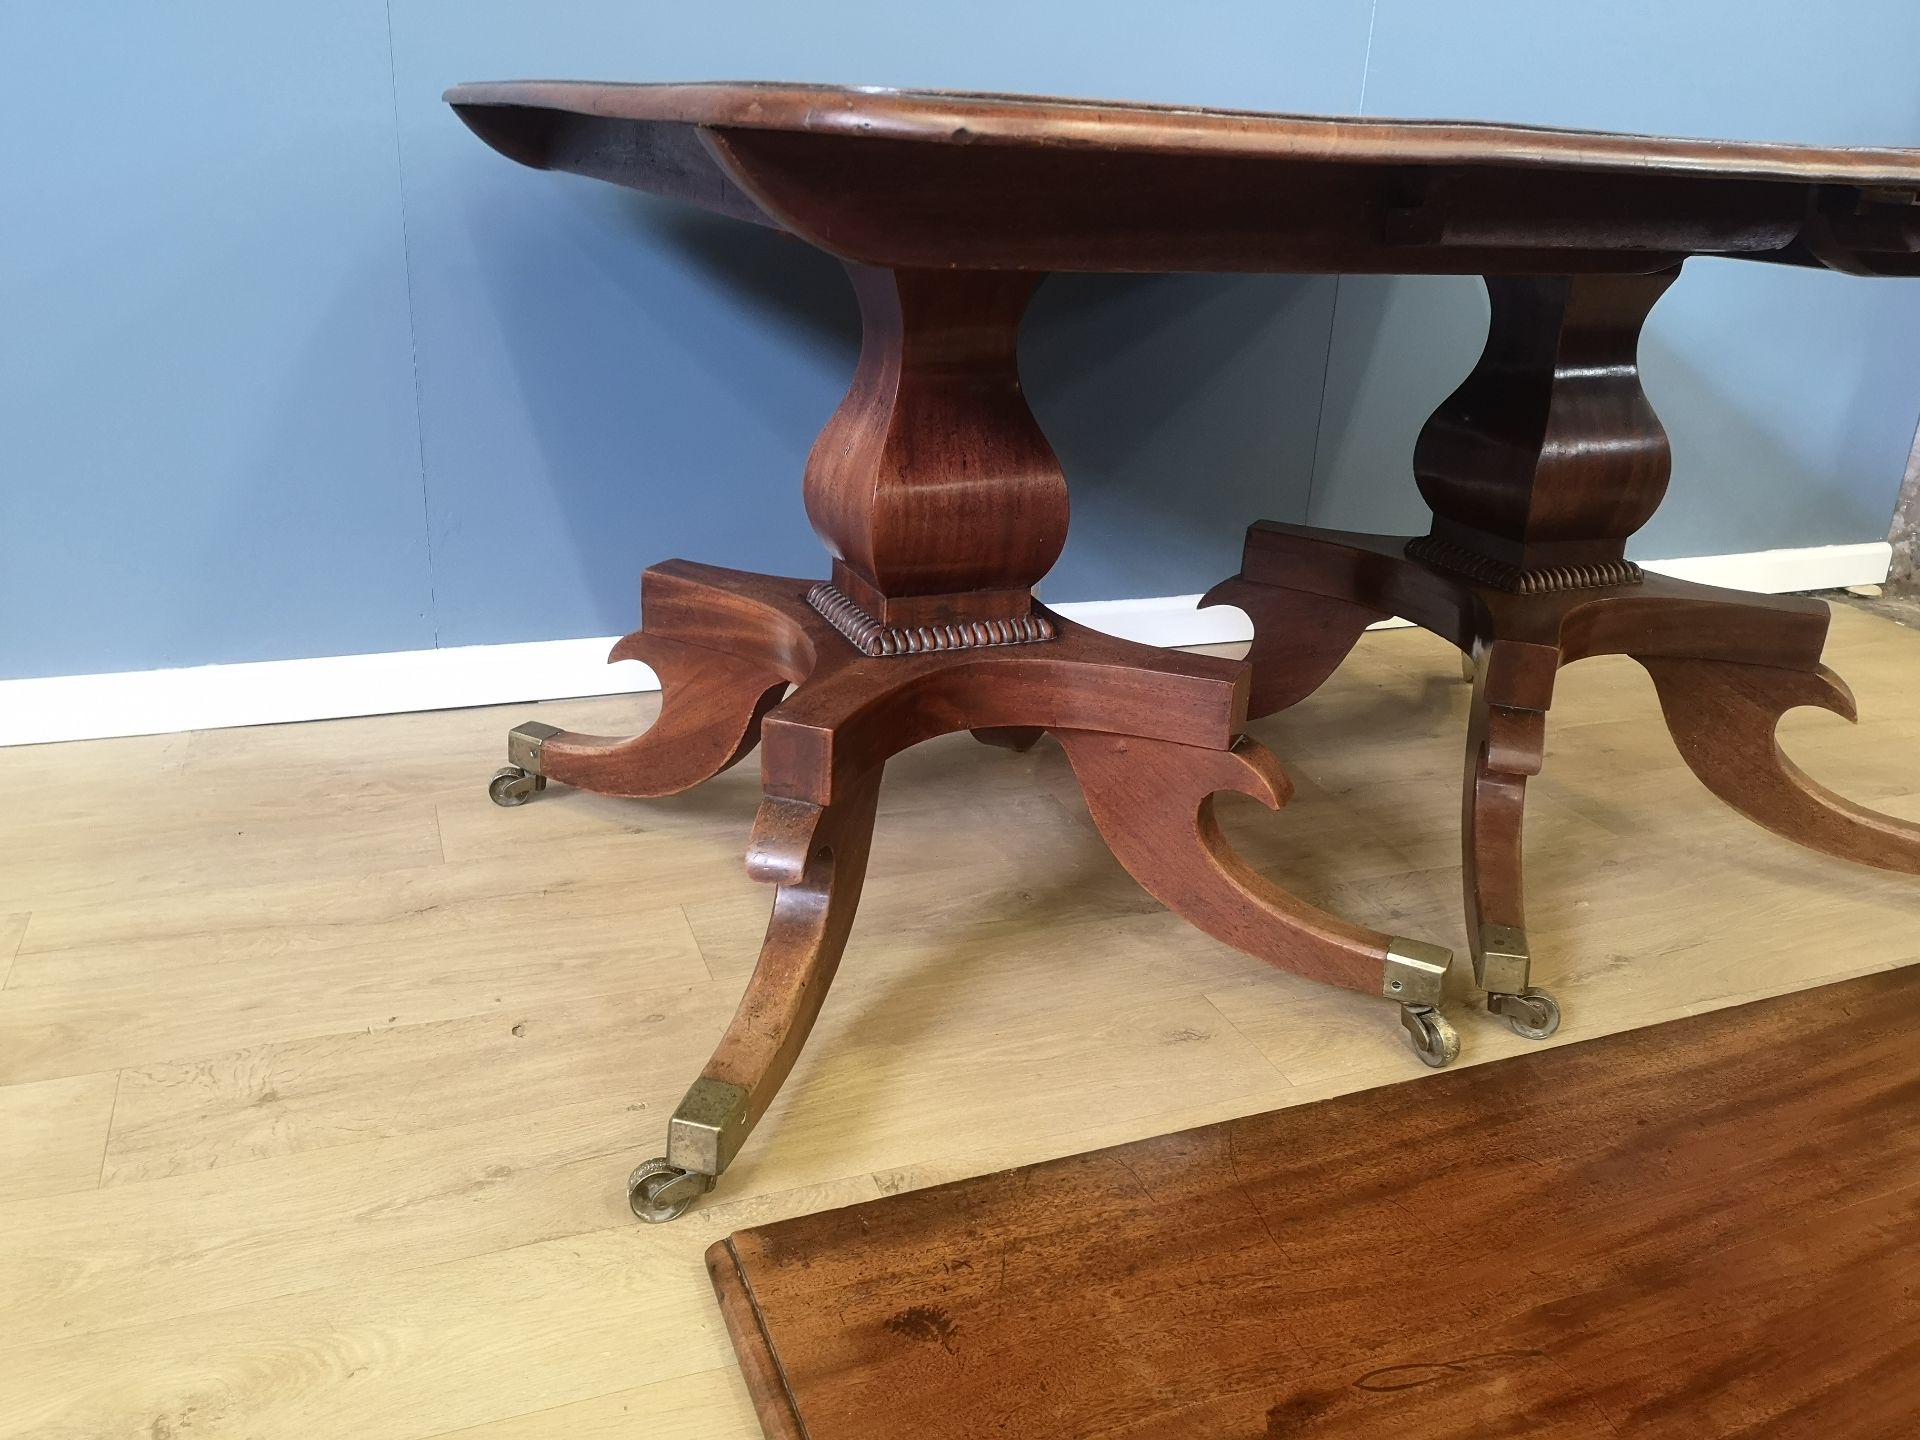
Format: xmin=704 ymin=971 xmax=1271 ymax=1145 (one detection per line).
xmin=488 ymin=766 xmax=546 ymax=807
xmin=627 ymin=1158 xmax=713 ymax=1224
xmin=1400 ymin=1004 xmax=1461 ymax=1068
xmin=1490 ymin=986 xmax=1562 ymax=1041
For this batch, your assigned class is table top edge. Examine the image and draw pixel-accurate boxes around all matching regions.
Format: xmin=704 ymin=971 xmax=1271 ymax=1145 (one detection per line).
xmin=442 ymin=79 xmax=1920 ymax=188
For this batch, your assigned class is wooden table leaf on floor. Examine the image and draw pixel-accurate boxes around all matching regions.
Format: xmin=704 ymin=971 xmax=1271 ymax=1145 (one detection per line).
xmin=709 ymin=965 xmax=1920 ymax=1440
xmin=445 ymin=82 xmax=1920 ymax=1226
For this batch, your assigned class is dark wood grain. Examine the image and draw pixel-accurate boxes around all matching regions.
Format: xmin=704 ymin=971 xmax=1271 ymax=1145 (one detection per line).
xmin=462 ymin=117 xmax=1485 ymax=1204
xmin=1460 ymin=676 xmax=1543 ymax=965
xmin=710 ymin=965 xmax=1920 ymax=1440
xmin=1642 ymin=657 xmax=1920 ymax=872
xmin=1412 ymin=268 xmax=1679 ymax=577
xmin=446 ymin=82 xmax=1920 ymax=275
xmin=1212 ymin=250 xmax=1917 ymax=1020
xmin=443 ymin=80 xmax=1920 ymax=184
xmin=806 ymin=266 xmax=1065 ymax=627
xmin=1056 ymin=731 xmax=1395 ymax=997
xmin=572 ymin=561 xmax=1449 ymax=1200
xmin=697 ymin=764 xmax=886 ymax=1161
xmin=451 ymin=81 xmax=1920 ymax=1209
xmin=1215 ymin=524 xmax=1920 ymax=1006
xmin=527 ymin=634 xmax=788 ymax=798
xmin=708 ymin=1245 xmax=807 ymax=1440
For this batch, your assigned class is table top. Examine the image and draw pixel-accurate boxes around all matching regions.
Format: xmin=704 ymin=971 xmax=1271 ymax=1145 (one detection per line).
xmin=707 ymin=964 xmax=1920 ymax=1438
xmin=448 ymin=81 xmax=1920 ymax=185
xmin=447 ymin=82 xmax=1920 ymax=276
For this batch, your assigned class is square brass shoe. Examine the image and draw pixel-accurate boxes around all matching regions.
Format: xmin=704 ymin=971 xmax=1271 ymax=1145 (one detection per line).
xmin=507 ymin=720 xmax=562 ymax=774
xmin=1474 ymin=923 xmax=1531 ymax=998
xmin=1382 ymin=936 xmax=1451 ymax=1008
xmin=666 ymin=1077 xmax=752 ymax=1177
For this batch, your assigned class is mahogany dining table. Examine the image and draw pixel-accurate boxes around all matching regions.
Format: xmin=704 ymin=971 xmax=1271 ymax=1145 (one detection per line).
xmin=445 ymin=81 xmax=1920 ymax=1224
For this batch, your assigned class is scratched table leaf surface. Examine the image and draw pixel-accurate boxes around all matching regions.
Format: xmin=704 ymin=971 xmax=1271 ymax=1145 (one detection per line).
xmin=709 ymin=965 xmax=1920 ymax=1439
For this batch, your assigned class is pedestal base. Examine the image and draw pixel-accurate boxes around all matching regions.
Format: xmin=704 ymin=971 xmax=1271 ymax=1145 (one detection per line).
xmin=1207 ymin=522 xmax=1920 ymax=1033
xmin=491 ymin=557 xmax=1463 ymax=1219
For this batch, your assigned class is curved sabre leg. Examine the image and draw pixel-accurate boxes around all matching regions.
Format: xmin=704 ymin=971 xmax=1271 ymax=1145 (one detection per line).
xmin=626 ymin=765 xmax=884 ymax=1222
xmin=1462 ymin=680 xmax=1561 ymax=1040
xmin=491 ymin=634 xmax=789 ymax=803
xmin=1639 ymin=658 xmax=1920 ymax=874
xmin=1054 ymin=729 xmax=1460 ymax=1066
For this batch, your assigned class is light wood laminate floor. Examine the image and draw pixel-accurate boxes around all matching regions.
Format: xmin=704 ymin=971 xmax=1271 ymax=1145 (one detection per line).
xmin=2 ymin=605 xmax=1916 ymax=1438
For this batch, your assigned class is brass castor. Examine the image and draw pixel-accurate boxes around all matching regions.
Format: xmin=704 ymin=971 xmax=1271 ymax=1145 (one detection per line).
xmin=488 ymin=766 xmax=546 ymax=807
xmin=1490 ymin=986 xmax=1562 ymax=1041
xmin=1401 ymin=1004 xmax=1461 ymax=1068
xmin=627 ymin=1157 xmax=713 ymax=1224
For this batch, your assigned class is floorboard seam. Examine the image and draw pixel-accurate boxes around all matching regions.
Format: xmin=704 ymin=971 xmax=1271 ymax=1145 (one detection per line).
xmin=0 ymin=914 xmax=26 ymax=990
xmin=94 ymin=1070 xmax=123 ymax=1188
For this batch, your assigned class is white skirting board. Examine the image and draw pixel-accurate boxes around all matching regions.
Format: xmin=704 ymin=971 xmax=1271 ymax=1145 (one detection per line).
xmin=0 ymin=540 xmax=1892 ymax=747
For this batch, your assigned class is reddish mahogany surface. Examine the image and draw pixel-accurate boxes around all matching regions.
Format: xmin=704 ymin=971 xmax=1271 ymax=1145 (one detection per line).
xmin=711 ymin=966 xmax=1920 ymax=1439
xmin=448 ymin=81 xmax=1920 ymax=1209
xmin=447 ymin=81 xmax=1920 ymax=275
xmin=1213 ymin=264 xmax=1920 ymax=1001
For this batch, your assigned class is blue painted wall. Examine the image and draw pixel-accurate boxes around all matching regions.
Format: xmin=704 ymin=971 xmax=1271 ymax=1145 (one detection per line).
xmin=5 ymin=2 xmax=1918 ymax=680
